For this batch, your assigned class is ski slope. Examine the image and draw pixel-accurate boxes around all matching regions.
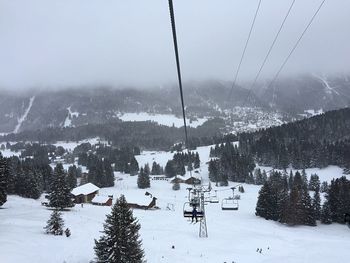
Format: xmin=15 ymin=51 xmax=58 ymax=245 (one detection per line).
xmin=1 ymin=145 xmax=350 ymax=263
xmin=13 ymin=96 xmax=35 ymax=133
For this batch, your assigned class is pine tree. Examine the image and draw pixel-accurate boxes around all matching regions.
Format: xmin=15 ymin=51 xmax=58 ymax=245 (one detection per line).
xmin=143 ymin=163 xmax=150 ymax=176
xmin=320 ymin=181 xmax=329 ymax=193
xmin=151 ymin=161 xmax=160 ymax=175
xmin=48 ymin=163 xmax=74 ymax=209
xmin=165 ymin=160 xmax=176 ymax=178
xmin=44 ymin=209 xmax=64 ymax=235
xmin=321 ymin=201 xmax=332 ymax=224
xmin=194 ymin=153 xmax=200 ymax=169
xmin=256 ymin=182 xmax=274 ymax=220
xmin=104 ymin=160 xmax=115 ymax=187
xmin=312 ymin=186 xmax=321 ymax=220
xmin=187 ymin=162 xmax=193 ymax=172
xmin=67 ymin=165 xmax=78 ymax=189
xmin=0 ymin=154 xmax=7 ymax=206
xmin=25 ymin=170 xmax=42 ymax=199
xmin=129 ymin=157 xmax=139 ymax=176
xmin=308 ymin=174 xmax=320 ymax=191
xmin=137 ymin=168 xmax=150 ymax=189
xmin=94 ymin=195 xmax=145 ymax=263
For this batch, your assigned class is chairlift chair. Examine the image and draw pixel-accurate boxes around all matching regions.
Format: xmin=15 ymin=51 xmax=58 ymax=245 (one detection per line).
xmin=183 ymin=202 xmax=204 ymax=219
xmin=209 ymin=190 xmax=219 ymax=203
xmin=221 ymin=197 xmax=239 ymax=211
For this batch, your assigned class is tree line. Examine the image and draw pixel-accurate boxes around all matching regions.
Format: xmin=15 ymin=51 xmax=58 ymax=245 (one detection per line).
xmin=237 ymin=107 xmax=350 ymax=171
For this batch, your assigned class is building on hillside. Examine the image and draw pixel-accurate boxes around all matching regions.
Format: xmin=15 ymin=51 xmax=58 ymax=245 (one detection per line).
xmin=71 ymin=183 xmax=100 ymax=203
xmin=91 ymin=195 xmax=113 ymax=206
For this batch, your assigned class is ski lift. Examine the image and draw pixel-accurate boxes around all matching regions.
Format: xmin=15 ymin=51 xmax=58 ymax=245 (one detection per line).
xmin=183 ymin=202 xmax=204 ymax=219
xmin=221 ymin=186 xmax=239 ymax=210
xmin=209 ymin=190 xmax=219 ymax=204
xmin=221 ymin=197 xmax=239 ymax=210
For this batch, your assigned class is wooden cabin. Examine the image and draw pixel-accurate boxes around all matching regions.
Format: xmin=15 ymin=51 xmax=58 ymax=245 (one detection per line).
xmin=91 ymin=196 xmax=113 ymax=206
xmin=71 ymin=183 xmax=100 ymax=204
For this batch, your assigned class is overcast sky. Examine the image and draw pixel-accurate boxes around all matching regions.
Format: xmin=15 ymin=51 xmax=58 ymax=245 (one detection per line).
xmin=0 ymin=0 xmax=349 ymax=89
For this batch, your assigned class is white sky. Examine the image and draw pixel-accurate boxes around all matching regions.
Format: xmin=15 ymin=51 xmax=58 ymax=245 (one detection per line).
xmin=0 ymin=0 xmax=349 ymax=89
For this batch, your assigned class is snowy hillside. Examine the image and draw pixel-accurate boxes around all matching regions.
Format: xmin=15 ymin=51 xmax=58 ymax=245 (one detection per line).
xmin=1 ymin=144 xmax=349 ymax=263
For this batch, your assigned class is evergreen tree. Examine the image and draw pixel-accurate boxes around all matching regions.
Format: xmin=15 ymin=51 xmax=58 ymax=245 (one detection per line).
xmin=0 ymin=154 xmax=7 ymax=206
xmin=151 ymin=161 xmax=161 ymax=175
xmin=321 ymin=201 xmax=332 ymax=224
xmin=143 ymin=163 xmax=150 ymax=176
xmin=320 ymin=181 xmax=329 ymax=193
xmin=194 ymin=152 xmax=200 ymax=169
xmin=104 ymin=160 xmax=115 ymax=187
xmin=165 ymin=160 xmax=176 ymax=178
xmin=44 ymin=209 xmax=64 ymax=235
xmin=67 ymin=165 xmax=78 ymax=189
xmin=312 ymin=186 xmax=321 ymax=220
xmin=129 ymin=157 xmax=139 ymax=176
xmin=256 ymin=182 xmax=274 ymax=220
xmin=137 ymin=168 xmax=150 ymax=189
xmin=48 ymin=163 xmax=74 ymax=209
xmin=308 ymin=174 xmax=320 ymax=191
xmin=24 ymin=170 xmax=42 ymax=199
xmin=254 ymin=168 xmax=265 ymax=185
xmin=208 ymin=159 xmax=219 ymax=185
xmin=94 ymin=195 xmax=145 ymax=263
xmin=187 ymin=162 xmax=193 ymax=172
xmin=179 ymin=163 xmax=186 ymax=176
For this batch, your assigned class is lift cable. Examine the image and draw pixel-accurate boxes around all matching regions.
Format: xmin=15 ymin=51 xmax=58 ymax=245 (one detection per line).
xmin=244 ymin=0 xmax=296 ymax=105
xmin=168 ymin=0 xmax=189 ymax=149
xmin=268 ymin=0 xmax=327 ymax=105
xmin=228 ymin=0 xmax=262 ymax=102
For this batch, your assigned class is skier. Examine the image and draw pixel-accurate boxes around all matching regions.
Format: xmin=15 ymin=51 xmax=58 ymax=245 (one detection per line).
xmin=191 ymin=206 xmax=198 ymax=223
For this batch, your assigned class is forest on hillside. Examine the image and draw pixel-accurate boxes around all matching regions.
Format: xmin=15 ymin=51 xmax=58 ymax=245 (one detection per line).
xmin=237 ymin=108 xmax=350 ymax=171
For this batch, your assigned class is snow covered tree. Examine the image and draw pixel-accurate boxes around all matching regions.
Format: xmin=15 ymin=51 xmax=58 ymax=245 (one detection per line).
xmin=67 ymin=165 xmax=78 ymax=189
xmin=187 ymin=161 xmax=193 ymax=172
xmin=151 ymin=161 xmax=161 ymax=175
xmin=321 ymin=201 xmax=332 ymax=224
xmin=143 ymin=163 xmax=150 ymax=176
xmin=308 ymin=174 xmax=320 ymax=191
xmin=48 ymin=163 xmax=74 ymax=209
xmin=44 ymin=209 xmax=64 ymax=235
xmin=256 ymin=182 xmax=274 ymax=220
xmin=320 ymin=181 xmax=329 ymax=193
xmin=0 ymin=154 xmax=7 ymax=206
xmin=94 ymin=195 xmax=145 ymax=263
xmin=24 ymin=170 xmax=42 ymax=199
xmin=165 ymin=160 xmax=176 ymax=178
xmin=312 ymin=186 xmax=321 ymax=220
xmin=194 ymin=152 xmax=200 ymax=169
xmin=137 ymin=168 xmax=150 ymax=189
xmin=129 ymin=156 xmax=139 ymax=176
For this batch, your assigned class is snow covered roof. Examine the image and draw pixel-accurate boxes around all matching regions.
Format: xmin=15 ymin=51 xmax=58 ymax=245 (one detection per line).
xmin=71 ymin=183 xmax=99 ymax=196
xmin=91 ymin=196 xmax=112 ymax=203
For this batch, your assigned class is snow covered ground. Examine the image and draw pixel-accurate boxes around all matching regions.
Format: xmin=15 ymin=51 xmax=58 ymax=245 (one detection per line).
xmin=118 ymin=112 xmax=208 ymax=128
xmin=1 ymin=145 xmax=350 ymax=263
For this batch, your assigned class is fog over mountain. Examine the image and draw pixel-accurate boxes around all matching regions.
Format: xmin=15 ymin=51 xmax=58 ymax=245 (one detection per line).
xmin=1 ymin=0 xmax=350 ymax=89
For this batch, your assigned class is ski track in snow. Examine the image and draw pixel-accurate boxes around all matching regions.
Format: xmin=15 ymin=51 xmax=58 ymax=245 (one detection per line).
xmin=13 ymin=96 xmax=35 ymax=134
xmin=314 ymin=75 xmax=340 ymax=96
